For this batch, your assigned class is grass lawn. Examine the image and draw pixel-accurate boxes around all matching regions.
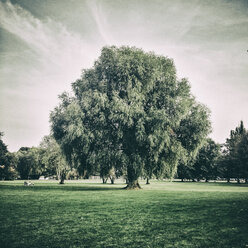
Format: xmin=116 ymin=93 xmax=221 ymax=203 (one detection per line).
xmin=0 ymin=180 xmax=248 ymax=248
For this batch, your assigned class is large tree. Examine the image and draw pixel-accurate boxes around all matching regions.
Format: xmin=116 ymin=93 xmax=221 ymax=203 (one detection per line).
xmin=51 ymin=46 xmax=211 ymax=189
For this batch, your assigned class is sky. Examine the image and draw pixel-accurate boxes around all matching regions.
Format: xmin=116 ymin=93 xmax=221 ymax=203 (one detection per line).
xmin=0 ymin=0 xmax=248 ymax=152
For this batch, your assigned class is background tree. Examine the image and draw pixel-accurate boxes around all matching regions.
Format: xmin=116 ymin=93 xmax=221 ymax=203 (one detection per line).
xmin=51 ymin=46 xmax=211 ymax=189
xmin=191 ymin=139 xmax=221 ymax=182
xmin=222 ymin=121 xmax=246 ymax=183
xmin=0 ymin=132 xmax=17 ymax=180
xmin=177 ymin=161 xmax=194 ymax=182
xmin=39 ymin=135 xmax=70 ymax=184
xmin=177 ymin=139 xmax=221 ymax=182
xmin=218 ymin=146 xmax=232 ymax=183
xmin=236 ymin=131 xmax=248 ymax=183
xmin=0 ymin=132 xmax=9 ymax=179
xmin=16 ymin=147 xmax=42 ymax=179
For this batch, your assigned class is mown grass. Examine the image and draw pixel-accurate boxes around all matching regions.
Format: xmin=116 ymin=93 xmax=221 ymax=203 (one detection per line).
xmin=0 ymin=180 xmax=248 ymax=248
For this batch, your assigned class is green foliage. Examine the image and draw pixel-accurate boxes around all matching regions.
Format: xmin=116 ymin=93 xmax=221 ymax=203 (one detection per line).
xmin=0 ymin=132 xmax=17 ymax=180
xmin=39 ymin=135 xmax=70 ymax=183
xmin=0 ymin=181 xmax=248 ymax=247
xmin=16 ymin=147 xmax=42 ymax=179
xmin=177 ymin=139 xmax=221 ymax=181
xmin=192 ymin=139 xmax=221 ymax=181
xmin=236 ymin=132 xmax=248 ymax=181
xmin=0 ymin=132 xmax=8 ymax=156
xmin=51 ymin=46 xmax=211 ymax=188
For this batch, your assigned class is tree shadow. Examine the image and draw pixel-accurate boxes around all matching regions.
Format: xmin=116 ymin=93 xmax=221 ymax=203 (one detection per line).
xmin=174 ymin=181 xmax=248 ymax=187
xmin=0 ymin=184 xmax=125 ymax=192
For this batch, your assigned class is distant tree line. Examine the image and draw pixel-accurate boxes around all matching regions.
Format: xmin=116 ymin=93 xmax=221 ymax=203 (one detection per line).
xmin=177 ymin=121 xmax=248 ymax=183
xmin=0 ymin=121 xmax=247 ymax=184
xmin=0 ymin=134 xmax=74 ymax=183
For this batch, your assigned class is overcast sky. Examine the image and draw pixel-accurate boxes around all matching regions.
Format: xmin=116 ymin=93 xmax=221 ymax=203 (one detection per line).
xmin=0 ymin=0 xmax=248 ymax=151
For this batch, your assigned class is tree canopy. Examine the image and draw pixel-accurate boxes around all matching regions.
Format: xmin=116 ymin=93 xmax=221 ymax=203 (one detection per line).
xmin=50 ymin=46 xmax=211 ymax=189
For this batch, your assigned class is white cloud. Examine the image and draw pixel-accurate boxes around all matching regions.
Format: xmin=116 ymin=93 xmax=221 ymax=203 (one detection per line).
xmin=0 ymin=0 xmax=97 ymax=76
xmin=86 ymin=0 xmax=115 ymax=45
xmin=0 ymin=0 xmax=99 ymax=151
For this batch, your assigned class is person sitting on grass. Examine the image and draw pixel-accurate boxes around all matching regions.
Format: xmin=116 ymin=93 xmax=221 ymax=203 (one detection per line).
xmin=24 ymin=181 xmax=34 ymax=186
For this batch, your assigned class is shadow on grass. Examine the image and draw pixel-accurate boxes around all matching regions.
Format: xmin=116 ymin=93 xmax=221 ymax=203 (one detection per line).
xmin=1 ymin=181 xmax=247 ymax=193
xmin=174 ymin=181 xmax=248 ymax=187
xmin=0 ymin=184 xmax=125 ymax=192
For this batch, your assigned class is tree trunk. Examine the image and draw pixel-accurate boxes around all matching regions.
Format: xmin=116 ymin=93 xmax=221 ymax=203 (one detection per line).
xmin=59 ymin=178 xmax=65 ymax=184
xmin=227 ymin=178 xmax=230 ymax=183
xmin=124 ymin=166 xmax=141 ymax=189
xmin=59 ymin=172 xmax=66 ymax=184
xmin=124 ymin=180 xmax=141 ymax=190
xmin=102 ymin=177 xmax=108 ymax=184
xmin=245 ymin=178 xmax=248 ymax=184
xmin=181 ymin=178 xmax=184 ymax=182
xmin=110 ymin=177 xmax=115 ymax=184
xmin=237 ymin=178 xmax=240 ymax=184
xmin=146 ymin=177 xmax=150 ymax=184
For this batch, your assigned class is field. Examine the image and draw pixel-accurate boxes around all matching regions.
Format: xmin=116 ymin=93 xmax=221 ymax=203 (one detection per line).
xmin=0 ymin=180 xmax=248 ymax=248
